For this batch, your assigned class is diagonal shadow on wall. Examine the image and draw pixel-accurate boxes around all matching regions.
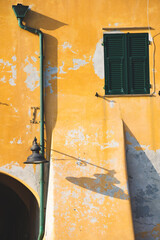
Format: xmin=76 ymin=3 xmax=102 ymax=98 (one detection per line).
xmin=66 ymin=172 xmax=129 ymax=200
xmin=124 ymin=123 xmax=160 ymax=240
xmin=53 ymin=149 xmax=129 ymax=200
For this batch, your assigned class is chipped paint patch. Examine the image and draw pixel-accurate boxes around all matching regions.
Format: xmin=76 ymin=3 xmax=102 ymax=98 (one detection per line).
xmin=94 ymin=139 xmax=119 ymax=150
xmin=17 ymin=138 xmax=22 ymax=144
xmin=62 ymin=42 xmax=72 ymax=49
xmin=23 ymin=57 xmax=39 ymax=91
xmin=12 ymin=56 xmax=16 ymax=62
xmin=10 ymin=138 xmax=16 ymax=144
xmin=13 ymin=107 xmax=18 ymax=113
xmin=0 ymin=162 xmax=39 ymax=193
xmin=90 ymin=217 xmax=97 ymax=223
xmin=61 ymin=41 xmax=77 ymax=54
xmin=0 ymin=59 xmax=17 ymax=86
xmin=0 ymin=76 xmax=6 ymax=83
xmin=68 ymin=58 xmax=89 ymax=70
xmin=59 ymin=61 xmax=67 ymax=74
xmin=65 ymin=128 xmax=118 ymax=150
xmin=10 ymin=137 xmax=22 ymax=144
xmin=9 ymin=65 xmax=16 ymax=86
xmin=92 ymin=39 xmax=104 ymax=79
xmin=65 ymin=127 xmax=89 ymax=147
xmin=31 ymin=56 xmax=37 ymax=62
xmin=44 ymin=64 xmax=58 ymax=93
xmin=109 ymin=101 xmax=115 ymax=108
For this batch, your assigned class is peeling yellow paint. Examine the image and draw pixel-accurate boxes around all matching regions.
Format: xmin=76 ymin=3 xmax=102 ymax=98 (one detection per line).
xmin=1 ymin=0 xmax=160 ymax=239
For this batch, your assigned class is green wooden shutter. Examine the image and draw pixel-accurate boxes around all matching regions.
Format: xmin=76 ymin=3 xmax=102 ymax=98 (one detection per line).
xmin=128 ymin=33 xmax=150 ymax=94
xmin=104 ymin=34 xmax=127 ymax=95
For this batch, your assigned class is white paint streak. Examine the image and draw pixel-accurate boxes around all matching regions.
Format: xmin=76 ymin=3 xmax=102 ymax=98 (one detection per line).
xmin=109 ymin=101 xmax=115 ymax=108
xmin=59 ymin=61 xmax=67 ymax=74
xmin=68 ymin=58 xmax=89 ymax=70
xmin=92 ymin=39 xmax=104 ymax=79
xmin=28 ymin=108 xmax=31 ymax=117
xmin=9 ymin=65 xmax=16 ymax=86
xmin=31 ymin=56 xmax=37 ymax=62
xmin=95 ymin=140 xmax=119 ymax=150
xmin=149 ymin=33 xmax=153 ymax=42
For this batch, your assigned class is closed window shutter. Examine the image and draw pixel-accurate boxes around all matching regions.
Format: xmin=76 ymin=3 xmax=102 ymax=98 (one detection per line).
xmin=128 ymin=33 xmax=150 ymax=94
xmin=104 ymin=34 xmax=127 ymax=95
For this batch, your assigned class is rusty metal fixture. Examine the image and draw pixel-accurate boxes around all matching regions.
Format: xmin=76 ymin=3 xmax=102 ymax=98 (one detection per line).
xmin=24 ymin=137 xmax=47 ymax=164
xmin=30 ymin=107 xmax=40 ymax=124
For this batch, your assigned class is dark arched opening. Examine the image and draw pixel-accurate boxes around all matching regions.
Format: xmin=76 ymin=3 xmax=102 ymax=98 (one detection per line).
xmin=0 ymin=173 xmax=39 ymax=240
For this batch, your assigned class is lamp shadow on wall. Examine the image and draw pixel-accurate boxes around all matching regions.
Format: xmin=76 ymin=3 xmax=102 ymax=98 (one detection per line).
xmin=53 ymin=149 xmax=129 ymax=200
xmin=124 ymin=123 xmax=160 ymax=239
xmin=24 ymin=9 xmax=67 ymax=217
xmin=66 ymin=173 xmax=129 ymax=200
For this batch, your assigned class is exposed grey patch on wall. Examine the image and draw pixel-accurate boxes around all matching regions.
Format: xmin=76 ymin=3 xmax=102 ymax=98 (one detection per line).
xmin=92 ymin=39 xmax=104 ymax=79
xmin=125 ymin=125 xmax=160 ymax=240
xmin=0 ymin=163 xmax=40 ymax=195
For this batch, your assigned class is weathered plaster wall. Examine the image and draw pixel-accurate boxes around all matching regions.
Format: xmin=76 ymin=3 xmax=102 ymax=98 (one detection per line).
xmin=1 ymin=0 xmax=160 ymax=239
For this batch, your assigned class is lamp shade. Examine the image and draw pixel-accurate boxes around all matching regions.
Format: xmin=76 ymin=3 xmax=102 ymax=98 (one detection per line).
xmin=24 ymin=137 xmax=48 ymax=164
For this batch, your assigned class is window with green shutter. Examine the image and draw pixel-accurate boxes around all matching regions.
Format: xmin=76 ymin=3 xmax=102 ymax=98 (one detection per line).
xmin=104 ymin=33 xmax=150 ymax=95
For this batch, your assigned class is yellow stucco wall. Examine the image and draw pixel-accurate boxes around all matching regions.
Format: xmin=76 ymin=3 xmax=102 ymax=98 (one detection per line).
xmin=1 ymin=0 xmax=160 ymax=239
